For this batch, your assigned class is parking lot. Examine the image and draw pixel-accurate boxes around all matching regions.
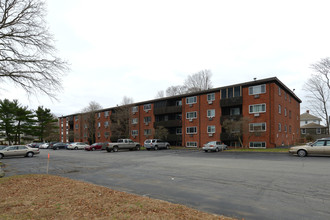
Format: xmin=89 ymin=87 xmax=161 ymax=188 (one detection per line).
xmin=2 ymin=149 xmax=330 ymax=220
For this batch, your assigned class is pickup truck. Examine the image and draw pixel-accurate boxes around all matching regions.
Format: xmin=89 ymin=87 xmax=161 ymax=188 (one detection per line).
xmin=104 ymin=139 xmax=141 ymax=152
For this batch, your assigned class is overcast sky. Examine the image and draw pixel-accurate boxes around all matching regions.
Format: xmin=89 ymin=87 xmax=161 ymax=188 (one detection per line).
xmin=2 ymin=0 xmax=330 ymax=116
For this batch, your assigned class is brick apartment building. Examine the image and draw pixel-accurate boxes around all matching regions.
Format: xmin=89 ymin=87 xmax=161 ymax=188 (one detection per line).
xmin=58 ymin=77 xmax=301 ymax=148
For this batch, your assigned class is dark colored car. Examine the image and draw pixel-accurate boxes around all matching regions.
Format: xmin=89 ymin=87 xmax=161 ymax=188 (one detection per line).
xmin=28 ymin=143 xmax=43 ymax=148
xmin=52 ymin=142 xmax=68 ymax=150
xmin=85 ymin=142 xmax=108 ymax=151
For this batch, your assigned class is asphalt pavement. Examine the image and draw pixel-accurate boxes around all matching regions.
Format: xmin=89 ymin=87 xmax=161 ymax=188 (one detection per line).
xmin=2 ymin=149 xmax=330 ymax=220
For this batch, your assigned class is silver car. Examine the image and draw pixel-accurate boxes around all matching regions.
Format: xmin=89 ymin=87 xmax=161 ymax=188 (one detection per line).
xmin=0 ymin=145 xmax=40 ymax=159
xmin=67 ymin=142 xmax=90 ymax=150
xmin=289 ymin=138 xmax=330 ymax=157
xmin=144 ymin=139 xmax=170 ymax=150
xmin=202 ymin=141 xmax=227 ymax=152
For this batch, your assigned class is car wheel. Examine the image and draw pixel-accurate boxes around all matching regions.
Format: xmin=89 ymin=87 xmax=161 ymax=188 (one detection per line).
xmin=74 ymin=147 xmax=78 ymax=150
xmin=297 ymin=150 xmax=307 ymax=157
xmin=26 ymin=152 xmax=34 ymax=158
xmin=146 ymin=148 xmax=150 ymax=151
xmin=154 ymin=146 xmax=158 ymax=151
xmin=166 ymin=145 xmax=170 ymax=149
xmin=113 ymin=146 xmax=118 ymax=152
xmin=92 ymin=148 xmax=95 ymax=151
xmin=215 ymin=148 xmax=219 ymax=152
xmin=106 ymin=147 xmax=112 ymax=153
xmin=136 ymin=146 xmax=140 ymax=151
xmin=0 ymin=154 xmax=3 ymax=159
xmin=204 ymin=150 xmax=208 ymax=152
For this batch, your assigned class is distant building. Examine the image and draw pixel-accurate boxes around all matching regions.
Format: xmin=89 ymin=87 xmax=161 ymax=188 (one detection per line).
xmin=59 ymin=77 xmax=301 ymax=148
xmin=300 ymin=110 xmax=328 ymax=140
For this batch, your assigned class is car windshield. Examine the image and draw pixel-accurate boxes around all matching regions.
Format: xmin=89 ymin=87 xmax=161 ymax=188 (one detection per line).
xmin=145 ymin=140 xmax=151 ymax=143
xmin=207 ymin=141 xmax=216 ymax=145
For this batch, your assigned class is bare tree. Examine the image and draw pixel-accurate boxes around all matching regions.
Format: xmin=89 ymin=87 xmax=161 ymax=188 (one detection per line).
xmin=222 ymin=117 xmax=253 ymax=148
xmin=110 ymin=96 xmax=134 ymax=141
xmin=165 ymin=85 xmax=187 ymax=96
xmin=155 ymin=90 xmax=165 ymax=98
xmin=154 ymin=126 xmax=169 ymax=140
xmin=304 ymin=75 xmax=330 ymax=133
xmin=81 ymin=101 xmax=102 ymax=144
xmin=0 ymin=0 xmax=68 ymax=98
xmin=310 ymin=57 xmax=330 ymax=90
xmin=184 ymin=69 xmax=213 ymax=92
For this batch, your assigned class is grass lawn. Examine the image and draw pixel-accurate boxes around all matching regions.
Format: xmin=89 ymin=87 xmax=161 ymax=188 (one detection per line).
xmin=0 ymin=174 xmax=235 ymax=220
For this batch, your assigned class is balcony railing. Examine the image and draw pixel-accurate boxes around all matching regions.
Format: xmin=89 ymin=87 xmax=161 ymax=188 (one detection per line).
xmin=154 ymin=106 xmax=182 ymax=115
xmin=220 ymin=133 xmax=241 ymax=142
xmin=154 ymin=120 xmax=182 ymax=128
xmin=220 ymin=97 xmax=243 ymax=107
xmin=220 ymin=115 xmax=242 ymax=124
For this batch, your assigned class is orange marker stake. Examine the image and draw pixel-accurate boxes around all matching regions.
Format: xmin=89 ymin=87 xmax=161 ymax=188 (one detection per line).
xmin=47 ymin=153 xmax=50 ymax=174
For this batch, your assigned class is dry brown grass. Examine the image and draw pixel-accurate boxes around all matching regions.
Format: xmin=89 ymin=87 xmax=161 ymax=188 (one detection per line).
xmin=0 ymin=174 xmax=235 ymax=220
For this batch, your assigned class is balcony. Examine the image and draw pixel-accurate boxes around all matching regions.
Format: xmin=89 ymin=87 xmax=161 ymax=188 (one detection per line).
xmin=220 ymin=97 xmax=243 ymax=107
xmin=154 ymin=106 xmax=182 ymax=115
xmin=167 ymin=134 xmax=182 ymax=142
xmin=220 ymin=133 xmax=241 ymax=142
xmin=154 ymin=120 xmax=182 ymax=128
xmin=220 ymin=115 xmax=242 ymax=124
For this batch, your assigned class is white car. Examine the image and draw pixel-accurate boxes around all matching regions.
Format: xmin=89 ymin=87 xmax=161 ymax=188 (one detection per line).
xmin=67 ymin=142 xmax=90 ymax=150
xmin=39 ymin=143 xmax=49 ymax=149
xmin=202 ymin=141 xmax=227 ymax=152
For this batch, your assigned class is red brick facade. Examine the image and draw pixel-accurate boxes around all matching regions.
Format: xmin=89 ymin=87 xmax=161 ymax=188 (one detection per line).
xmin=59 ymin=77 xmax=301 ymax=148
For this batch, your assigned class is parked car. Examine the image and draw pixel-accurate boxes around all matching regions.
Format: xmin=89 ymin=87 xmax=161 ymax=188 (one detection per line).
xmin=52 ymin=142 xmax=68 ymax=150
xmin=67 ymin=142 xmax=90 ymax=150
xmin=39 ymin=143 xmax=49 ymax=149
xmin=202 ymin=141 xmax=227 ymax=152
xmin=85 ymin=142 xmax=108 ymax=151
xmin=0 ymin=145 xmax=40 ymax=159
xmin=105 ymin=139 xmax=140 ymax=152
xmin=28 ymin=143 xmax=43 ymax=148
xmin=144 ymin=139 xmax=170 ymax=150
xmin=0 ymin=145 xmax=8 ymax=150
xmin=289 ymin=138 xmax=330 ymax=157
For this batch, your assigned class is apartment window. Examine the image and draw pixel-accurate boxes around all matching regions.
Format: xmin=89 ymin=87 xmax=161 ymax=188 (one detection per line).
xmin=176 ymin=100 xmax=182 ymax=106
xmin=98 ymin=122 xmax=101 ymax=128
xmin=186 ymin=111 xmax=197 ymax=119
xmin=97 ymin=112 xmax=101 ymax=118
xmin=221 ymin=89 xmax=227 ymax=99
xmin=207 ymin=109 xmax=215 ymax=118
xmin=186 ymin=142 xmax=197 ymax=147
xmin=278 ymin=86 xmax=281 ymax=96
xmin=176 ymin=127 xmax=182 ymax=134
xmin=278 ymin=105 xmax=281 ymax=114
xmin=249 ymin=142 xmax=266 ymax=148
xmin=186 ymin=126 xmax=197 ymax=134
xmin=132 ymin=118 xmax=138 ymax=124
xmin=144 ymin=129 xmax=151 ymax=136
xmin=278 ymin=123 xmax=281 ymax=132
xmin=104 ymin=121 xmax=109 ymax=127
xmin=84 ymin=124 xmax=87 ymax=129
xmin=249 ymin=84 xmax=266 ymax=95
xmin=144 ymin=104 xmax=151 ymax=111
xmin=230 ymin=107 xmax=240 ymax=115
xmin=207 ymin=93 xmax=215 ymax=102
xmin=131 ymin=130 xmax=138 ymax=136
xmin=285 ymin=108 xmax=287 ymax=116
xmin=75 ymin=116 xmax=79 ymax=121
xmin=144 ymin=116 xmax=151 ymax=124
xmin=234 ymin=86 xmax=241 ymax=97
xmin=317 ymin=128 xmax=321 ymax=134
xmin=186 ymin=96 xmax=197 ymax=104
xmin=249 ymin=104 xmax=266 ymax=113
xmin=301 ymin=128 xmax=306 ymax=134
xmin=132 ymin=106 xmax=138 ymax=113
xmin=289 ymin=125 xmax=292 ymax=133
xmin=289 ymin=110 xmax=292 ymax=119
xmin=83 ymin=133 xmax=87 ymax=137
xmin=104 ymin=111 xmax=109 ymax=117
xmin=285 ymin=92 xmax=287 ymax=100
xmin=249 ymin=123 xmax=266 ymax=132
xmin=105 ymin=132 xmax=110 ymax=137
xmin=97 ymin=132 xmax=100 ymax=138
xmin=75 ymin=124 xmax=79 ymax=130
xmin=289 ymin=96 xmax=291 ymax=103
xmin=284 ymin=125 xmax=287 ymax=133
xmin=207 ymin=125 xmax=216 ymax=133
xmin=228 ymin=87 xmax=233 ymax=98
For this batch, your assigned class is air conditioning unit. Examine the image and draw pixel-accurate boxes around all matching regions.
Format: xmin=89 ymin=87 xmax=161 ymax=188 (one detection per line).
xmin=208 ymin=117 xmax=213 ymax=121
xmin=254 ymin=113 xmax=260 ymax=117
xmin=189 ymin=118 xmax=193 ymax=122
xmin=208 ymin=133 xmax=213 ymax=137
xmin=189 ymin=104 xmax=193 ymax=107
xmin=254 ymin=94 xmax=260 ymax=98
xmin=145 ymin=122 xmax=149 ymax=126
xmin=208 ymin=101 xmax=213 ymax=105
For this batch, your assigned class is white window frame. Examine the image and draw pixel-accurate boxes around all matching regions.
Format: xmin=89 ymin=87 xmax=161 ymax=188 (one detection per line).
xmin=249 ymin=123 xmax=266 ymax=132
xmin=132 ymin=118 xmax=138 ymax=124
xmin=207 ymin=125 xmax=216 ymax=133
xmin=301 ymin=128 xmax=306 ymax=134
xmin=144 ymin=129 xmax=151 ymax=136
xmin=104 ymin=121 xmax=109 ymax=127
xmin=279 ymin=123 xmax=281 ymax=132
xmin=207 ymin=93 xmax=215 ymax=102
xmin=132 ymin=106 xmax=138 ymax=113
xmin=97 ymin=112 xmax=101 ymax=118
xmin=176 ymin=127 xmax=182 ymax=135
xmin=248 ymin=84 xmax=266 ymax=95
xmin=249 ymin=104 xmax=266 ymax=114
xmin=186 ymin=126 xmax=197 ymax=134
xmin=207 ymin=109 xmax=215 ymax=118
xmin=144 ymin=116 xmax=151 ymax=123
xmin=186 ymin=142 xmax=197 ymax=147
xmin=131 ymin=130 xmax=138 ymax=136
xmin=249 ymin=142 xmax=266 ymax=148
xmin=279 ymin=104 xmax=281 ymax=114
xmin=186 ymin=96 xmax=197 ymax=104
xmin=98 ymin=122 xmax=101 ymax=128
xmin=144 ymin=104 xmax=151 ymax=111
xmin=186 ymin=111 xmax=197 ymax=119
xmin=104 ymin=111 xmax=109 ymax=117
